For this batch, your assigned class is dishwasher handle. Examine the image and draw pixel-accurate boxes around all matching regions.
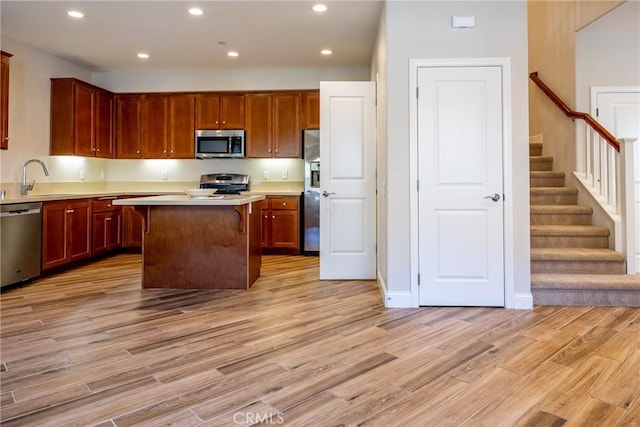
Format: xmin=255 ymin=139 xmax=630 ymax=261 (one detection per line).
xmin=0 ymin=208 xmax=41 ymax=217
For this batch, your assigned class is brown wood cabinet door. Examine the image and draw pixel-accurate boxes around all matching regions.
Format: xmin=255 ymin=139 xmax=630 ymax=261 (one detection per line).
xmin=273 ymin=93 xmax=301 ymax=158
xmin=301 ymin=91 xmax=320 ymax=129
xmin=270 ymin=210 xmax=299 ymax=249
xmin=115 ymin=95 xmax=143 ymax=158
xmin=42 ymin=201 xmax=69 ymax=270
xmin=141 ymin=95 xmax=169 ymax=158
xmin=246 ymin=93 xmax=273 ymax=158
xmin=169 ymin=94 xmax=195 ymax=158
xmin=261 ymin=208 xmax=270 ymax=248
xmin=95 ymin=89 xmax=114 ymax=158
xmin=68 ymin=200 xmax=92 ymax=263
xmin=0 ymin=51 xmax=11 ymax=150
xmin=73 ymin=83 xmax=95 ymax=156
xmin=92 ymin=210 xmax=121 ymax=254
xmin=220 ymin=95 xmax=245 ymax=129
xmin=92 ymin=212 xmax=108 ymax=254
xmin=195 ymin=94 xmax=220 ymax=129
xmin=123 ymin=205 xmax=144 ymax=248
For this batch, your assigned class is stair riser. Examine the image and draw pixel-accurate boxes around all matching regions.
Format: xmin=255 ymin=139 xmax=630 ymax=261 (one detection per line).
xmin=529 ymin=145 xmax=543 ymax=156
xmin=530 ymin=177 xmax=565 ymax=187
xmin=530 ymin=194 xmax=578 ymax=205
xmin=532 ymin=290 xmax=640 ymax=307
xmin=530 ymin=159 xmax=553 ymax=171
xmin=530 ymin=214 xmax=592 ymax=226
xmin=530 ymin=235 xmax=609 ymax=248
xmin=531 ymin=260 xmax=626 ymax=275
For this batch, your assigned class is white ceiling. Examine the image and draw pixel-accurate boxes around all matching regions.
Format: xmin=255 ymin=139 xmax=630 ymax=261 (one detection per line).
xmin=0 ymin=1 xmax=384 ymax=72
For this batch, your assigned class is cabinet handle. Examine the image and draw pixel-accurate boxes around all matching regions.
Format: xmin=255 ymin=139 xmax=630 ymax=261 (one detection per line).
xmin=66 ymin=209 xmax=74 ymax=214
xmin=106 ymin=217 xmax=112 ymax=221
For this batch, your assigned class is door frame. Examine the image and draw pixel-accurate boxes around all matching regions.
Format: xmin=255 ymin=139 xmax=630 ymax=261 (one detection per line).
xmin=408 ymin=58 xmax=520 ymax=308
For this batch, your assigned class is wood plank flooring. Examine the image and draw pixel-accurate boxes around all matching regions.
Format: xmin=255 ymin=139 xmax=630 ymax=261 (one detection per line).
xmin=1 ymin=253 xmax=639 ymax=426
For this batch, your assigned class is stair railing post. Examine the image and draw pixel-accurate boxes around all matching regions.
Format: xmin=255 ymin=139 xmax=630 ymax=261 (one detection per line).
xmin=618 ymin=137 xmax=638 ymax=273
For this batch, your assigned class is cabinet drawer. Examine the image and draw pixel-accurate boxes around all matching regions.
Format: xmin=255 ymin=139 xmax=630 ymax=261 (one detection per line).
xmin=93 ymin=198 xmax=119 ymax=213
xmin=269 ymin=197 xmax=298 ymax=210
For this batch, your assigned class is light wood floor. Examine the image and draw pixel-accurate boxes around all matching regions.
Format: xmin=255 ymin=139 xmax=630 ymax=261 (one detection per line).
xmin=1 ymin=254 xmax=639 ymax=426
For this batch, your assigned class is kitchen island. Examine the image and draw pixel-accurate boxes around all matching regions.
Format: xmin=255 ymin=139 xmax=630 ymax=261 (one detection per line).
xmin=113 ymin=194 xmax=265 ymax=290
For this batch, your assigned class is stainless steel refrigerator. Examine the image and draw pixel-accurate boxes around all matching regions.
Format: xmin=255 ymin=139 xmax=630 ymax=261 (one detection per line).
xmin=303 ymin=130 xmax=320 ymax=253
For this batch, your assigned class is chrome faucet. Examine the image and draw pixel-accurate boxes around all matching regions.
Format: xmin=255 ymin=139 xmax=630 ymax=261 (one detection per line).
xmin=21 ymin=159 xmax=49 ymax=195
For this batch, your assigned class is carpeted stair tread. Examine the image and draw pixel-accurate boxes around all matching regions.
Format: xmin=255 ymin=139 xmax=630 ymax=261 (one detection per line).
xmin=530 ymin=225 xmax=609 ymax=237
xmin=531 ymin=247 xmax=626 ymax=261
xmin=530 ymin=205 xmax=592 ymax=214
xmin=531 ymin=273 xmax=640 ymax=290
xmin=530 ymin=187 xmax=578 ymax=195
xmin=530 ymin=171 xmax=565 ymax=178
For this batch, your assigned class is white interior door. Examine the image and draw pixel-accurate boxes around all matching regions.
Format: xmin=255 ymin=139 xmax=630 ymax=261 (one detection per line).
xmin=595 ymin=89 xmax=640 ymax=271
xmin=319 ymin=81 xmax=376 ymax=279
xmin=418 ymin=66 xmax=505 ymax=306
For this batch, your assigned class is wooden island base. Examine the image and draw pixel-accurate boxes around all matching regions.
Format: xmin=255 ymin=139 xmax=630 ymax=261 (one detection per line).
xmin=135 ymin=202 xmax=262 ymax=290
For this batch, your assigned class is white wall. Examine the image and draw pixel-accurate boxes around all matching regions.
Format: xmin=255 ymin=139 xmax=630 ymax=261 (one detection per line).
xmin=378 ymin=1 xmax=530 ymax=306
xmin=576 ymin=30 xmax=640 ymax=112
xmin=0 ymin=37 xmax=98 ymax=190
xmin=371 ymin=4 xmax=389 ymax=298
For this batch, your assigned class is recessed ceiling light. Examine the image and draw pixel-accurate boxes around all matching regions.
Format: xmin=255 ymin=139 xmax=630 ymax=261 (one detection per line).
xmin=137 ymin=53 xmax=150 ymax=59
xmin=188 ymin=8 xmax=204 ymax=16
xmin=312 ymin=4 xmax=328 ymax=12
xmin=321 ymin=49 xmax=333 ymax=55
xmin=227 ymin=51 xmax=239 ymax=57
xmin=67 ymin=10 xmax=85 ymax=18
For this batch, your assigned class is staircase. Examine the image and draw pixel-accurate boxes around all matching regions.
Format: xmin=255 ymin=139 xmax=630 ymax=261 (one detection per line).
xmin=529 ymin=140 xmax=640 ymax=306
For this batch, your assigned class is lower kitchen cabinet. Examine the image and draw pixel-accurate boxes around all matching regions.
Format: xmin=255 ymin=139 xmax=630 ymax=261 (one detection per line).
xmin=42 ymin=199 xmax=92 ymax=270
xmin=261 ymin=196 xmax=300 ymax=252
xmin=122 ymin=204 xmax=144 ymax=248
xmin=92 ymin=198 xmax=122 ymax=255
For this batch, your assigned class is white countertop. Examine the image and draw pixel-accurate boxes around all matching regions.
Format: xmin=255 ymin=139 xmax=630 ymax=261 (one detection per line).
xmin=113 ymin=194 xmax=265 ymax=206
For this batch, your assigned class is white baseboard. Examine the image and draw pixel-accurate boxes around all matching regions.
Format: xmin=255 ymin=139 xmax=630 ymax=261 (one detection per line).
xmin=513 ymin=292 xmax=533 ymax=309
xmin=377 ymin=272 xmax=415 ymax=308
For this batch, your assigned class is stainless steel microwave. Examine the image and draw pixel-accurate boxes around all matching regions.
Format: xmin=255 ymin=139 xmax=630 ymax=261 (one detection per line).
xmin=195 ymin=130 xmax=245 ymax=159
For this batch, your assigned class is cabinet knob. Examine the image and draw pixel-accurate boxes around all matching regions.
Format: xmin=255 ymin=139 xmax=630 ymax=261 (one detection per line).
xmin=272 ymin=216 xmax=276 ymax=219
xmin=275 ymin=148 xmax=278 ymax=153
xmin=222 ymin=121 xmax=226 ymax=125
xmin=282 ymin=203 xmax=286 ymax=206
xmin=106 ymin=217 xmax=112 ymax=221
xmin=163 ymin=150 xmax=167 ymax=154
xmin=136 ymin=150 xmax=141 ymax=154
xmin=215 ymin=121 xmax=219 ymax=125
xmin=268 ymin=149 xmax=271 ymax=153
xmin=96 ymin=148 xmax=100 ymax=152
xmin=170 ymin=150 xmax=174 ymax=154
xmin=66 ymin=209 xmax=74 ymax=214
xmin=3 ymin=137 xmax=8 ymax=141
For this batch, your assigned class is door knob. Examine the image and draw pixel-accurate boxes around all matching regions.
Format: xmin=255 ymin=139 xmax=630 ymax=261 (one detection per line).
xmin=322 ymin=191 xmax=335 ymax=197
xmin=484 ymin=193 xmax=501 ymax=202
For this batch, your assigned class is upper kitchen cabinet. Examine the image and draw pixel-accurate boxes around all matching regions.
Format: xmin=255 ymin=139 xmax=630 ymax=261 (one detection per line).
xmin=50 ymin=78 xmax=115 ymax=158
xmin=195 ymin=94 xmax=245 ymax=130
xmin=246 ymin=92 xmax=300 ymax=158
xmin=116 ymin=94 xmax=195 ymax=159
xmin=0 ymin=51 xmax=11 ymax=150
xmin=301 ymin=91 xmax=320 ymax=129
xmin=140 ymin=94 xmax=169 ymax=158
xmin=168 ymin=94 xmax=196 ymax=158
xmin=115 ymin=94 xmax=143 ymax=158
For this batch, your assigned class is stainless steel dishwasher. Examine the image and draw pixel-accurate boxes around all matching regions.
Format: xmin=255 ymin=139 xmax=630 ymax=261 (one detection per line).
xmin=1 ymin=202 xmax=42 ymax=288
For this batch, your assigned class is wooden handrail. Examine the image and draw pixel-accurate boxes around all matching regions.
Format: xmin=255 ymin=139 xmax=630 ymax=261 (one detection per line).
xmin=529 ymin=72 xmax=620 ymax=152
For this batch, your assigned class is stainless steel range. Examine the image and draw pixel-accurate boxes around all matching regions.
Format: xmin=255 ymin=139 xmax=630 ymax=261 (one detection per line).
xmin=199 ymin=173 xmax=250 ymax=195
